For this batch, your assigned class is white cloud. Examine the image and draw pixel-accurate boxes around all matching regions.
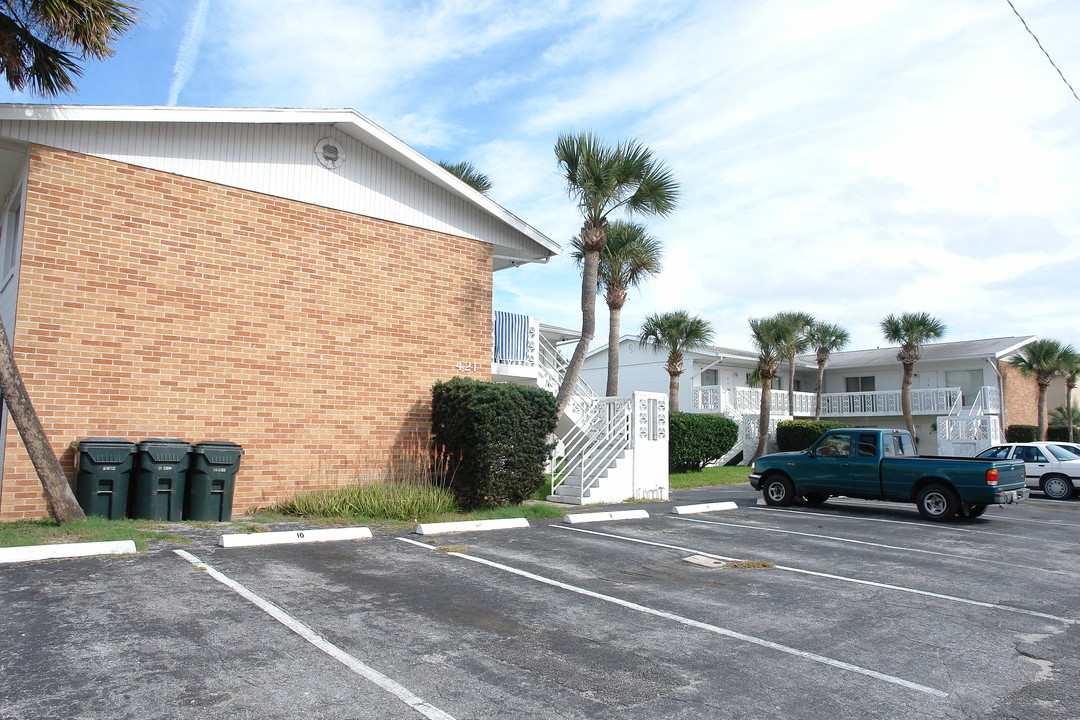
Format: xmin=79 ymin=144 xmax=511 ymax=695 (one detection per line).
xmin=167 ymin=0 xmax=211 ymax=106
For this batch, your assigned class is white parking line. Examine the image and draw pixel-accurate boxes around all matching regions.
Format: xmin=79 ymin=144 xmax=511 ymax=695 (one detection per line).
xmin=173 ymin=550 xmax=456 ymax=720
xmin=749 ymin=506 xmax=1053 ymax=543
xmin=398 ymin=538 xmax=948 ymax=698
xmin=672 ymin=515 xmax=1073 ymax=575
xmin=553 ymin=525 xmax=1075 ymax=625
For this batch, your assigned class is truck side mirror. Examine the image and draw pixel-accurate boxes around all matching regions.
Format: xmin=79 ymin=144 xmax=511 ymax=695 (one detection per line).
xmin=807 ymin=448 xmax=816 ymax=458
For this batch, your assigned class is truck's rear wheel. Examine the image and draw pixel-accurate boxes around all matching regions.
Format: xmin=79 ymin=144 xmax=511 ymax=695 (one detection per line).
xmin=1041 ymin=474 xmax=1073 ymax=500
xmin=763 ymin=476 xmax=796 ymax=506
xmin=916 ymin=484 xmax=959 ymax=521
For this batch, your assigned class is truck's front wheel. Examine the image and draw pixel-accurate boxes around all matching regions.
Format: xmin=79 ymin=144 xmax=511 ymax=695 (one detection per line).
xmin=916 ymin=484 xmax=959 ymax=521
xmin=763 ymin=476 xmax=796 ymax=506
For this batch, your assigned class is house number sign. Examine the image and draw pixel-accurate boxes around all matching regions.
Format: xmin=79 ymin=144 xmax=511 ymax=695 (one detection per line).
xmin=454 ymin=362 xmax=480 ymax=373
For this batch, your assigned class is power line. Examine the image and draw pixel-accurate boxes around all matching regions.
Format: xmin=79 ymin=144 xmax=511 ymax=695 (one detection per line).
xmin=1006 ymin=0 xmax=1080 ymax=104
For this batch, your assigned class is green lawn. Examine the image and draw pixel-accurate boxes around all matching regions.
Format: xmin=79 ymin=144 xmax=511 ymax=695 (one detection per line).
xmin=669 ymin=465 xmax=751 ymax=490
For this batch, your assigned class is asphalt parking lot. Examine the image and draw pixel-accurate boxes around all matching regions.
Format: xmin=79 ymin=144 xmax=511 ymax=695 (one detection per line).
xmin=2 ymin=485 xmax=1078 ymax=720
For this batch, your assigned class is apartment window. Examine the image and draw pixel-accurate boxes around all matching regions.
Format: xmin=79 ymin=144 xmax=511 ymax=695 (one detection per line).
xmin=845 ymin=376 xmax=876 ymax=393
xmin=700 ymin=369 xmax=718 ymax=386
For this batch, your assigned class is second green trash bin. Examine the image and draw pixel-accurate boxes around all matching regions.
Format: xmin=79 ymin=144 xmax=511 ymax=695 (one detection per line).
xmin=185 ymin=442 xmax=244 ymax=522
xmin=130 ymin=439 xmax=192 ymax=521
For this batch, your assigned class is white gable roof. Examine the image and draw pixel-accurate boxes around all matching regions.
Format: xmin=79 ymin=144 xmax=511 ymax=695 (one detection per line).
xmin=0 ymin=104 xmax=558 ymax=270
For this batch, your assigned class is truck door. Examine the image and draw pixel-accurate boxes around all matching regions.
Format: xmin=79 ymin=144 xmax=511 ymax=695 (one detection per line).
xmin=802 ymin=432 xmax=855 ymax=494
xmin=804 ymin=432 xmax=882 ymax=497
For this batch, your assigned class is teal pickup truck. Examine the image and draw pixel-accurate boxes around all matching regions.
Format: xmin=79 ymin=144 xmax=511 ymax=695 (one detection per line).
xmin=748 ymin=428 xmax=1027 ymax=521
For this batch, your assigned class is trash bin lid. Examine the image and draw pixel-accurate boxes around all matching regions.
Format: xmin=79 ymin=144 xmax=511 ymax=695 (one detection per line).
xmin=77 ymin=438 xmax=136 ymax=463
xmin=137 ymin=439 xmax=192 ymax=463
xmin=193 ymin=442 xmax=244 ymax=463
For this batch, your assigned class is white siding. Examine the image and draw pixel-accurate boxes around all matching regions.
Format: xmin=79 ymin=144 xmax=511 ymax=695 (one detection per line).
xmin=0 ymin=120 xmax=541 ymax=257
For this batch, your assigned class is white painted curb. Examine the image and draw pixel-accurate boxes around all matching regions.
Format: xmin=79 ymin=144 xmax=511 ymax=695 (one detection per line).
xmin=220 ymin=527 xmax=372 ymax=548
xmin=415 ymin=518 xmax=529 ymax=536
xmin=672 ymin=502 xmax=738 ymax=515
xmin=0 ymin=540 xmax=137 ymax=564
xmin=564 ymin=509 xmax=650 ymax=525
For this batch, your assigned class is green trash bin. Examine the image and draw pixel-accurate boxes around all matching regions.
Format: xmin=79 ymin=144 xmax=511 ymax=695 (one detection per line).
xmin=130 ymin=439 xmax=191 ymax=521
xmin=185 ymin=442 xmax=243 ymax=521
xmin=75 ymin=438 xmax=136 ymax=519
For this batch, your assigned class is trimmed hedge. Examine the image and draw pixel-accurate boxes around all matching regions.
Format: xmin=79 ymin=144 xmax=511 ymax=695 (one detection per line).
xmin=776 ymin=419 xmax=856 ymax=452
xmin=431 ymin=377 xmax=558 ymax=510
xmin=1048 ymin=425 xmax=1077 ymax=442
xmin=669 ymin=411 xmax=739 ymax=472
xmin=1006 ymin=424 xmax=1038 ymax=442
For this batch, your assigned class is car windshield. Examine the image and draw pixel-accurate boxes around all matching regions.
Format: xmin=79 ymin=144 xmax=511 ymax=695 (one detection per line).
xmin=1046 ymin=445 xmax=1080 ymax=461
xmin=976 ymin=446 xmax=1010 ymax=459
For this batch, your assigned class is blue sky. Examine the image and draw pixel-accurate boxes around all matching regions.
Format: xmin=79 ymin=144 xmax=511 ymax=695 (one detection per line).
xmin=4 ymin=0 xmax=1080 ymax=354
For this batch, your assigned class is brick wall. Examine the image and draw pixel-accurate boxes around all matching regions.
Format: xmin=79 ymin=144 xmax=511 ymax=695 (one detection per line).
xmin=1000 ymin=361 xmax=1039 ymax=429
xmin=0 ymin=146 xmax=494 ymax=519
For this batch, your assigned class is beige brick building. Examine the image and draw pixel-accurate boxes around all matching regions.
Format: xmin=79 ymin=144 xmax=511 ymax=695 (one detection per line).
xmin=0 ymin=106 xmax=557 ymax=520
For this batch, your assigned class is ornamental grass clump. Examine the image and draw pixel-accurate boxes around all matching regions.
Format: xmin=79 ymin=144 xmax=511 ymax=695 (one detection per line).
xmin=274 ymin=438 xmax=460 ymax=522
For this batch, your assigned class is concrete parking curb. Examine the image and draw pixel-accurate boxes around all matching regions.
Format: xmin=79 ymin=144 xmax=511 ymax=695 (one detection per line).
xmin=564 ymin=509 xmax=650 ymax=524
xmin=219 ymin=527 xmax=373 ymax=548
xmin=0 ymin=540 xmax=137 ymax=564
xmin=415 ymin=518 xmax=530 ymax=536
xmin=672 ymin=501 xmax=738 ymax=515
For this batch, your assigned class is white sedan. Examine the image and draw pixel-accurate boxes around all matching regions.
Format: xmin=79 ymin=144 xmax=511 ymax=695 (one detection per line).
xmin=974 ymin=442 xmax=1080 ymax=500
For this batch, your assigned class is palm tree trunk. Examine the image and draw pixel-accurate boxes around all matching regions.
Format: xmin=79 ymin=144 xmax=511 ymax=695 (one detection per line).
xmin=605 ymin=301 xmax=622 ymax=397
xmin=1068 ymin=385 xmax=1075 ymax=443
xmin=815 ymin=362 xmax=826 ymax=421
xmin=555 ymin=231 xmax=600 ymax=413
xmin=668 ymin=369 xmax=680 ymax=412
xmin=901 ymin=362 xmax=916 ymax=440
xmin=1037 ymin=383 xmax=1049 ymax=440
xmin=0 ymin=314 xmax=84 ymax=522
xmin=753 ymin=382 xmax=772 ymax=461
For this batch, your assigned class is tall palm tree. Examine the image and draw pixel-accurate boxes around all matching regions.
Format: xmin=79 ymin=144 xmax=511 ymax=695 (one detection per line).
xmin=749 ymin=314 xmax=789 ymax=461
xmin=571 ymin=220 xmax=662 ymax=396
xmin=553 ymin=132 xmax=678 ymax=413
xmin=0 ymin=0 xmax=138 ymax=522
xmin=1010 ymin=339 xmax=1076 ymax=440
xmin=0 ymin=0 xmax=138 ymax=96
xmin=437 ymin=160 xmax=492 ymax=195
xmin=637 ymin=310 xmax=713 ymax=412
xmin=775 ymin=311 xmax=814 ymax=418
xmin=880 ymin=312 xmax=947 ymax=440
xmin=807 ymin=321 xmax=850 ymax=420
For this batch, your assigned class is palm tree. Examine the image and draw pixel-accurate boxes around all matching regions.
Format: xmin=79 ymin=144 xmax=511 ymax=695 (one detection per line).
xmin=880 ymin=312 xmax=947 ymax=441
xmin=0 ymin=1 xmax=138 ymax=96
xmin=571 ymin=220 xmax=662 ymax=396
xmin=553 ymin=132 xmax=678 ymax=413
xmin=1010 ymin=339 xmax=1076 ymax=440
xmin=1059 ymin=350 xmax=1080 ymax=442
xmin=775 ymin=311 xmax=814 ymax=418
xmin=637 ymin=310 xmax=713 ymax=412
xmin=807 ymin=321 xmax=851 ymax=420
xmin=437 ymin=160 xmax=492 ymax=195
xmin=0 ymin=0 xmax=138 ymax=522
xmin=749 ymin=314 xmax=789 ymax=461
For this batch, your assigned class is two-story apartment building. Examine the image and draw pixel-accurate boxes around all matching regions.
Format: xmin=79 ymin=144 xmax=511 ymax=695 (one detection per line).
xmin=580 ymin=335 xmax=1048 ymax=459
xmin=0 ymin=104 xmax=561 ymax=520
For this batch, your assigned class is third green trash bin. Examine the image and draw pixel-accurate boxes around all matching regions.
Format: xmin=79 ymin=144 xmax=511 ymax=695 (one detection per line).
xmin=75 ymin=438 xmax=136 ymax=519
xmin=185 ymin=442 xmax=244 ymax=522
xmin=130 ymin=439 xmax=191 ymax=521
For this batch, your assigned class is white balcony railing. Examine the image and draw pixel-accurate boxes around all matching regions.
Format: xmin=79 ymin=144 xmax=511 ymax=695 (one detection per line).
xmin=694 ymin=385 xmax=965 ymax=418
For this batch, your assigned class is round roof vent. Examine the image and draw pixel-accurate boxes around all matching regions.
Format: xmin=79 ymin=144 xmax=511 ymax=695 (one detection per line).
xmin=315 ymin=137 xmax=344 ymax=170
